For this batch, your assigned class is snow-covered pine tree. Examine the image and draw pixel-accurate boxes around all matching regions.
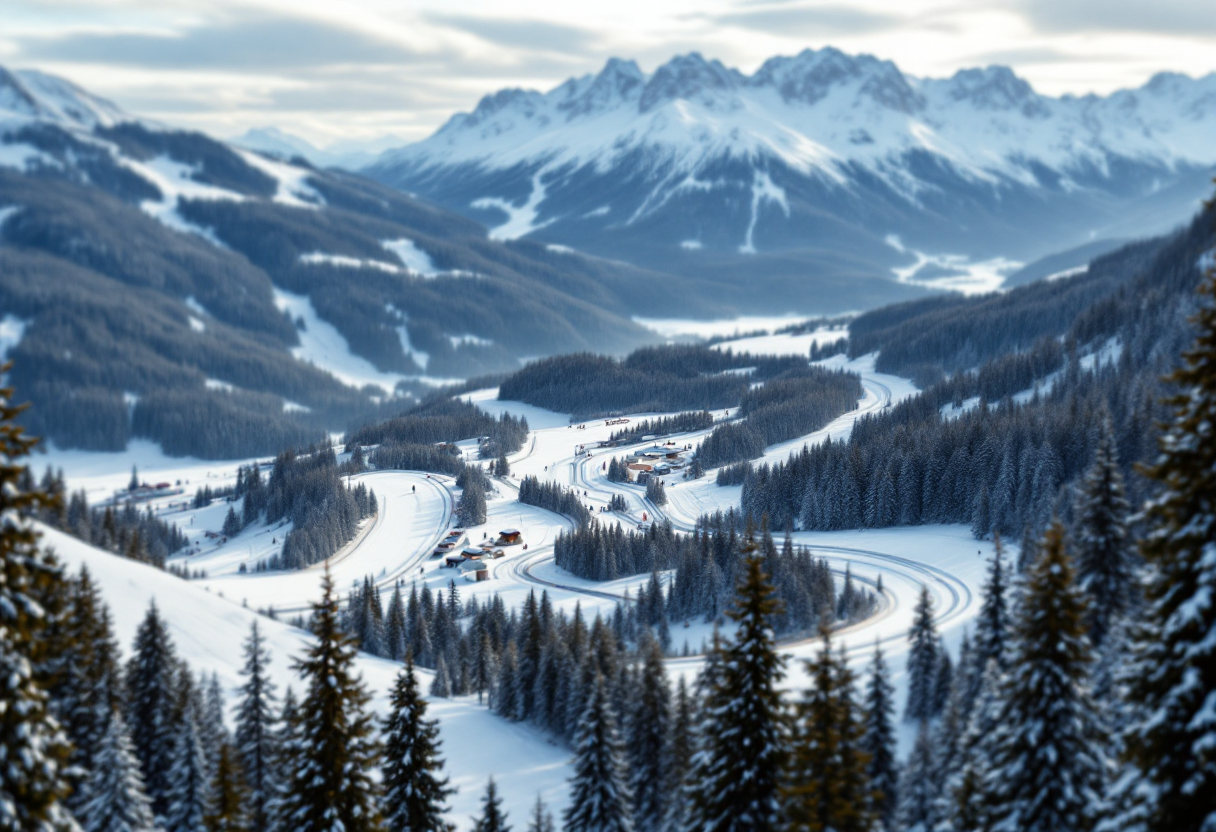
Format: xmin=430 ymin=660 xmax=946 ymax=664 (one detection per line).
xmin=235 ymin=620 xmax=277 ymax=832
xmin=430 ymin=655 xmax=452 ymax=699
xmin=563 ymin=672 xmax=633 ymax=832
xmin=945 ymin=658 xmax=1001 ymax=832
xmin=82 ymin=711 xmax=158 ymax=832
xmin=201 ymin=673 xmax=228 ymax=779
xmin=265 ymin=688 xmax=299 ymax=832
xmin=525 ymin=795 xmax=554 ymax=832
xmin=222 ymin=506 xmax=241 ymax=538
xmin=126 ymin=601 xmax=182 ymax=818
xmin=685 ymin=549 xmax=786 ymax=832
xmin=893 ymin=723 xmax=937 ymax=832
xmin=1072 ymin=413 xmax=1136 ymax=650
xmin=384 ymin=584 xmax=407 ymax=662
xmin=783 ymin=626 xmax=875 ymax=832
xmin=931 ymin=639 xmax=953 ymax=718
xmin=278 ymin=569 xmax=382 ymax=832
xmin=664 ymin=677 xmax=694 ymax=832
xmin=0 ymin=372 xmax=75 ymax=831
xmin=163 ymin=704 xmax=211 ymax=832
xmin=382 ymin=656 xmax=454 ymax=832
xmin=983 ymin=521 xmax=1106 ymax=832
xmin=1117 ymin=267 xmax=1216 ymax=832
xmin=206 ymin=742 xmax=250 ymax=832
xmin=56 ymin=568 xmax=123 ymax=813
xmin=627 ymin=634 xmax=669 ymax=832
xmin=903 ymin=586 xmax=939 ymax=722
xmin=973 ymin=538 xmax=1010 ymax=672
xmin=861 ymin=643 xmax=898 ymax=831
xmin=472 ymin=779 xmax=509 ymax=832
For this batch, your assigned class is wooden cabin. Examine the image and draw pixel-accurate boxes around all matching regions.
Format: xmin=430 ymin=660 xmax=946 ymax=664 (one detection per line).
xmin=496 ymin=528 xmax=523 ymax=546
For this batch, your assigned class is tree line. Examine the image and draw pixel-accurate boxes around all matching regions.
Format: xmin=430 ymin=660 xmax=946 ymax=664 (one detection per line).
xmin=497 ymin=345 xmax=810 ymax=418
xmin=553 ymin=514 xmax=875 ymax=637
xmin=518 ymin=476 xmax=593 ymax=527
xmin=696 ymin=368 xmax=862 ymax=469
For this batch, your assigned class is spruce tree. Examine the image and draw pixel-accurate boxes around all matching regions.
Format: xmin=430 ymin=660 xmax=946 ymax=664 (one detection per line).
xmin=973 ymin=538 xmax=1010 ymax=671
xmin=472 ymin=779 xmax=509 ymax=832
xmin=382 ymin=657 xmax=454 ymax=832
xmin=665 ymin=677 xmax=695 ymax=832
xmin=525 ymin=796 xmax=554 ymax=832
xmin=265 ymin=688 xmax=300 ymax=832
xmin=126 ymin=601 xmax=181 ymax=818
xmin=235 ymin=620 xmax=277 ymax=832
xmin=82 ymin=712 xmax=159 ymax=832
xmin=278 ymin=570 xmax=383 ymax=832
xmin=784 ymin=626 xmax=875 ymax=832
xmin=861 ymin=644 xmax=898 ymax=831
xmin=1073 ymin=414 xmax=1137 ymax=650
xmin=1119 ymin=270 xmax=1216 ymax=832
xmin=893 ymin=723 xmax=937 ymax=832
xmin=627 ymin=635 xmax=669 ymax=832
xmin=164 ymin=704 xmax=211 ymax=832
xmin=686 ymin=550 xmax=786 ymax=832
xmin=903 ymin=586 xmax=939 ymax=722
xmin=564 ymin=672 xmax=633 ymax=832
xmin=983 ymin=522 xmax=1106 ymax=832
xmin=0 ymin=371 xmax=75 ymax=831
xmin=207 ymin=742 xmax=250 ymax=832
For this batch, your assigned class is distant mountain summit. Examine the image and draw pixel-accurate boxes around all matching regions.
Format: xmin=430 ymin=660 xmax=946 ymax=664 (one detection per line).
xmin=366 ymin=48 xmax=1216 ymax=312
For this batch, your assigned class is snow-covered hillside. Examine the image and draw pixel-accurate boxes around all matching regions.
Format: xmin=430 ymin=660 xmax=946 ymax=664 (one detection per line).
xmin=368 ymin=49 xmax=1216 ymax=305
xmin=42 ymin=525 xmax=578 ymax=829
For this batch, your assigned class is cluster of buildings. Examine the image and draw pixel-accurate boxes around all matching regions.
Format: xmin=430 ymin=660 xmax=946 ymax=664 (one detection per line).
xmin=623 ymin=444 xmax=689 ymax=483
xmin=435 ymin=528 xmax=526 ymax=581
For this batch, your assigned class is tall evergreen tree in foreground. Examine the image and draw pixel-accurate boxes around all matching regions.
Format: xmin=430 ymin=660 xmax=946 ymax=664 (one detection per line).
xmin=563 ymin=673 xmax=633 ymax=832
xmin=784 ymin=626 xmax=875 ymax=832
xmin=973 ymin=538 xmax=1010 ymax=673
xmin=983 ymin=521 xmax=1106 ymax=832
xmin=126 ymin=601 xmax=180 ymax=818
xmin=1073 ymin=413 xmax=1136 ymax=649
xmin=472 ymin=779 xmax=509 ymax=832
xmin=861 ymin=644 xmax=898 ymax=831
xmin=686 ymin=546 xmax=787 ymax=832
xmin=382 ymin=656 xmax=454 ymax=832
xmin=1119 ymin=269 xmax=1216 ymax=832
xmin=207 ymin=742 xmax=250 ymax=832
xmin=279 ymin=570 xmax=383 ymax=832
xmin=0 ymin=365 xmax=75 ymax=830
xmin=904 ymin=586 xmax=939 ymax=723
xmin=82 ymin=712 xmax=158 ymax=832
xmin=235 ymin=621 xmax=277 ymax=832
xmin=164 ymin=705 xmax=211 ymax=832
xmin=627 ymin=634 xmax=669 ymax=832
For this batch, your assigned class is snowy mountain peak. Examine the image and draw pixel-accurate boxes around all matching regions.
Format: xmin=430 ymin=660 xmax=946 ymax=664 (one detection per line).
xmin=0 ymin=67 xmax=126 ymax=128
xmin=639 ymin=52 xmax=741 ymax=113
xmin=558 ymin=58 xmax=645 ymax=118
xmin=941 ymin=65 xmax=1049 ymax=118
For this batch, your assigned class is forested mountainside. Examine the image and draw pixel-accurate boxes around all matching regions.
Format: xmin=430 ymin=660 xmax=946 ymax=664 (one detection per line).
xmin=0 ymin=66 xmax=688 ymax=458
xmin=368 ymin=50 xmax=1216 ymax=313
xmin=742 ymin=199 xmax=1216 ymax=541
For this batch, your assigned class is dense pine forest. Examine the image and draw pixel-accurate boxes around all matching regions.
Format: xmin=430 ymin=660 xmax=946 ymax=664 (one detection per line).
xmin=497 ymin=345 xmax=815 ymax=417
xmin=741 ymin=204 xmax=1215 ymax=546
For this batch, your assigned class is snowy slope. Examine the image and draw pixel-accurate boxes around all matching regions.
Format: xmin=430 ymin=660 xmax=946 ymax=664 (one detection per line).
xmin=369 ymin=49 xmax=1216 ymax=303
xmin=41 ymin=525 xmax=577 ymax=828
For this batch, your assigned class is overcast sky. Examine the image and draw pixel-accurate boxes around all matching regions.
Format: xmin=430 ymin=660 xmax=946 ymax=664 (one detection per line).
xmin=4 ymin=0 xmax=1215 ymax=148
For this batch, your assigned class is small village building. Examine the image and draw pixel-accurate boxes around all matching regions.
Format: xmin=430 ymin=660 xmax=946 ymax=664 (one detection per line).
xmin=444 ymin=553 xmax=466 ymax=568
xmin=496 ymin=528 xmax=523 ymax=545
xmin=460 ymin=559 xmax=489 ymax=582
xmin=626 ymin=463 xmax=653 ymax=483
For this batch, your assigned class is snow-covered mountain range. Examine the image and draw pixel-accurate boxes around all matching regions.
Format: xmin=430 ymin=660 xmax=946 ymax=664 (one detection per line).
xmin=367 ymin=49 xmax=1216 ymax=310
xmin=0 ymin=63 xmax=684 ymax=458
